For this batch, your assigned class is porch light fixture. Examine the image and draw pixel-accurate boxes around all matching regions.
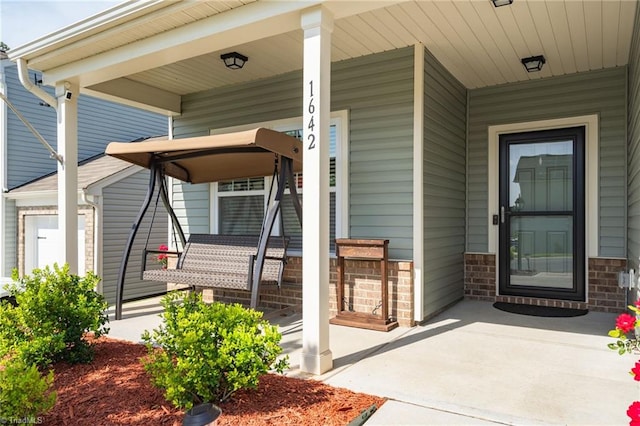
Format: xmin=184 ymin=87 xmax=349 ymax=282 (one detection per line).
xmin=491 ymin=0 xmax=513 ymax=7
xmin=521 ymin=55 xmax=546 ymax=72
xmin=220 ymin=52 xmax=248 ymax=70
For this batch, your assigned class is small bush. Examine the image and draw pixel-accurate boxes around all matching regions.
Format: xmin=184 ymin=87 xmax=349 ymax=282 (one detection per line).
xmin=142 ymin=292 xmax=288 ymax=409
xmin=0 ymin=357 xmax=56 ymax=421
xmin=0 ymin=264 xmax=109 ymax=367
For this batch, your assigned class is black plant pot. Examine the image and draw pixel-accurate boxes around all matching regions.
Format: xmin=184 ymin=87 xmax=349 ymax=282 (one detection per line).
xmin=183 ymin=403 xmax=221 ymax=426
xmin=0 ymin=296 xmax=17 ymax=307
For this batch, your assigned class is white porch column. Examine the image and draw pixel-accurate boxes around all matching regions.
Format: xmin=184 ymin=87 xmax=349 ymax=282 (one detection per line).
xmin=413 ymin=44 xmax=425 ymax=322
xmin=301 ymin=6 xmax=333 ymax=375
xmin=56 ymin=81 xmax=78 ymax=274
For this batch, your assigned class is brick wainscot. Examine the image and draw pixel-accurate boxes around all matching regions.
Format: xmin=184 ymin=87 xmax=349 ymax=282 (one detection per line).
xmin=464 ymin=253 xmax=627 ymax=313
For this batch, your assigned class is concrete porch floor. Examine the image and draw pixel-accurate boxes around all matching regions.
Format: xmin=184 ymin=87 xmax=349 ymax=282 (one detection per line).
xmin=108 ymin=298 xmax=636 ymax=425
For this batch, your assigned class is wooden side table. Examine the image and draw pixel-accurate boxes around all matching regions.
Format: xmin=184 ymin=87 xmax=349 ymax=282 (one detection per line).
xmin=329 ymin=238 xmax=399 ymax=331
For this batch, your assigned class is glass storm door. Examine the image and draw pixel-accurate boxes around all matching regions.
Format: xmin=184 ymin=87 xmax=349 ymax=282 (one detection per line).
xmin=498 ymin=127 xmax=585 ymax=301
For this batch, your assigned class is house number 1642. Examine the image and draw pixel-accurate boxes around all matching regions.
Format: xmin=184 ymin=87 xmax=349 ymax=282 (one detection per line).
xmin=307 ymin=80 xmax=316 ymax=150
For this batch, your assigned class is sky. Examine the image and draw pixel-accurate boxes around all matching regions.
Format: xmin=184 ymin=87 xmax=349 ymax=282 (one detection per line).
xmin=1 ymin=0 xmax=120 ymax=50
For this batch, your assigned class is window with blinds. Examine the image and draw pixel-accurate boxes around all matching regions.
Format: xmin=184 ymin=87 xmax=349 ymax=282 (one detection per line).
xmin=217 ymin=177 xmax=266 ymax=235
xmin=216 ymin=124 xmax=338 ymax=253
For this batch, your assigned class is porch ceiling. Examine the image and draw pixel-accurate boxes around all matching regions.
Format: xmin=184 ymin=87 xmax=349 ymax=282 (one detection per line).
xmin=9 ymin=0 xmax=637 ymax=113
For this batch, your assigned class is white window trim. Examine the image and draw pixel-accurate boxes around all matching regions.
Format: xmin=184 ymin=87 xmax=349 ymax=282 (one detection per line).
xmin=208 ymin=110 xmax=349 ymax=242
xmin=487 ymin=114 xmax=599 ymax=297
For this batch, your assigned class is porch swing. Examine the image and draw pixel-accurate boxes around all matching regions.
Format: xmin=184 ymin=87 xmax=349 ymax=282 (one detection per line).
xmin=105 ymin=128 xmax=303 ymax=320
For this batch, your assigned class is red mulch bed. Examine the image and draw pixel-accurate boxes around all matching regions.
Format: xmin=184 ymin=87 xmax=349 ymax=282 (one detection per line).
xmin=46 ymin=337 xmax=385 ymax=425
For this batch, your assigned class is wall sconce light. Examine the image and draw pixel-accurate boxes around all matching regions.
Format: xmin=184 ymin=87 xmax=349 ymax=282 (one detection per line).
xmin=521 ymin=55 xmax=546 ymax=72
xmin=220 ymin=52 xmax=248 ymax=70
xmin=492 ymin=0 xmax=514 ymax=7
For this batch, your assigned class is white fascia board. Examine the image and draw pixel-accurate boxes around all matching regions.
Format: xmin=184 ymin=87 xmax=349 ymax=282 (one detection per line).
xmin=8 ymin=1 xmax=171 ymax=60
xmin=5 ymin=190 xmax=58 ymax=201
xmin=6 ymin=165 xmax=142 ymax=201
xmin=84 ymin=79 xmax=180 ymax=115
xmin=8 ymin=190 xmax=83 ymax=207
xmin=41 ymin=1 xmax=319 ymax=88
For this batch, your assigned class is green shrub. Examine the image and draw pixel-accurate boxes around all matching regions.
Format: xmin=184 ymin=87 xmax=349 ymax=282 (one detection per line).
xmin=0 ymin=357 xmax=56 ymax=421
xmin=0 ymin=264 xmax=109 ymax=367
xmin=142 ymin=292 xmax=288 ymax=409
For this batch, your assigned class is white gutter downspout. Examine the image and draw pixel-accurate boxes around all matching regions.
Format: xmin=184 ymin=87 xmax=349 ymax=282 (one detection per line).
xmin=0 ymin=60 xmax=7 ymax=278
xmin=16 ymin=59 xmax=57 ymax=111
xmin=9 ymin=59 xmax=62 ymax=164
xmin=81 ymin=192 xmax=102 ymax=293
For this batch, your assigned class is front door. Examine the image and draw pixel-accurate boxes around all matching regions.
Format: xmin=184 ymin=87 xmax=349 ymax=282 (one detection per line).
xmin=498 ymin=127 xmax=585 ymax=301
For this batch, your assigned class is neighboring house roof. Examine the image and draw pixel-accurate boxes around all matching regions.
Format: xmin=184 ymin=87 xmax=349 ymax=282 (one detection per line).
xmin=8 ymin=136 xmax=167 ymax=195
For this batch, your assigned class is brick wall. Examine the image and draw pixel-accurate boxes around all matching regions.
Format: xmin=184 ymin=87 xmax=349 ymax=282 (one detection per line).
xmin=587 ymin=258 xmax=627 ymax=312
xmin=199 ymin=256 xmax=415 ymax=327
xmin=464 ymin=253 xmax=496 ymax=301
xmin=464 ymin=253 xmax=627 ymax=312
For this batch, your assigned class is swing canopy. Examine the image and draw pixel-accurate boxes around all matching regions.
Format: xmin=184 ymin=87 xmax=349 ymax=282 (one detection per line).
xmin=105 ymin=127 xmax=303 ymax=184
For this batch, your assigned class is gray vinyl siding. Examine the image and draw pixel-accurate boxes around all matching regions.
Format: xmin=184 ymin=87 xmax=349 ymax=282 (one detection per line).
xmin=337 ymin=49 xmax=414 ymax=259
xmin=5 ymin=65 xmax=166 ymax=189
xmin=171 ymin=181 xmax=210 ymax=236
xmin=423 ymin=49 xmax=467 ymax=317
xmin=628 ymin=6 xmax=640 ymax=271
xmin=468 ymin=67 xmax=628 ymax=257
xmin=101 ymin=170 xmax=168 ymax=305
xmin=173 ymin=48 xmax=414 ymax=259
xmin=3 ymin=199 xmax=16 ymax=275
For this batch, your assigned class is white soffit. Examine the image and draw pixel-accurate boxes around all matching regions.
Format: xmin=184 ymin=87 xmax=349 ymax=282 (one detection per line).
xmin=10 ymin=0 xmax=638 ymax=101
xmin=128 ymin=0 xmax=637 ymax=93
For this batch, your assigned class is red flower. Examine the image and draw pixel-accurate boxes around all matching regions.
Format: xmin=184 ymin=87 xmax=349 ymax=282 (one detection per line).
xmin=157 ymin=244 xmax=169 ymax=263
xmin=631 ymin=362 xmax=640 ymax=381
xmin=628 ymin=401 xmax=640 ymax=423
xmin=616 ymin=313 xmax=637 ymax=334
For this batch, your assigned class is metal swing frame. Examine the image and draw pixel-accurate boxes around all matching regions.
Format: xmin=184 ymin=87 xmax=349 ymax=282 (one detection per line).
xmin=107 ymin=128 xmax=303 ymax=320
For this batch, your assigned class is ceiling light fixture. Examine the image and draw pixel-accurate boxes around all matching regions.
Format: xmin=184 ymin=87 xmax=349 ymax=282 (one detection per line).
xmin=521 ymin=55 xmax=546 ymax=72
xmin=491 ymin=0 xmax=514 ymax=7
xmin=220 ymin=52 xmax=248 ymax=70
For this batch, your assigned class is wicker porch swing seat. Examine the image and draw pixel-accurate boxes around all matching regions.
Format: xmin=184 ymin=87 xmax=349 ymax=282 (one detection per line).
xmin=105 ymin=128 xmax=303 ymax=320
xmin=141 ymin=234 xmax=289 ymax=290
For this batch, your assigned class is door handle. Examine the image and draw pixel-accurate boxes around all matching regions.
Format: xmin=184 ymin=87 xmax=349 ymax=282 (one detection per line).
xmin=500 ymin=206 xmax=505 ymax=224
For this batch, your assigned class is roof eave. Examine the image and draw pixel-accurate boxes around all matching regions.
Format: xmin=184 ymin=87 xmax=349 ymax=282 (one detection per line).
xmin=7 ymin=0 xmax=171 ymax=62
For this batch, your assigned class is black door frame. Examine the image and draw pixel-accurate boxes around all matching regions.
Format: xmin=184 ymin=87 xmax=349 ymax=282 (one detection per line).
xmin=498 ymin=126 xmax=586 ymax=301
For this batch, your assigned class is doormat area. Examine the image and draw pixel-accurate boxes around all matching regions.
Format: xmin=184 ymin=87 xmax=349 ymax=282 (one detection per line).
xmin=493 ymin=302 xmax=588 ymax=317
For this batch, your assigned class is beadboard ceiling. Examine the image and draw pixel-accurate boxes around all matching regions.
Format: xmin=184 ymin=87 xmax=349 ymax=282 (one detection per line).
xmin=13 ymin=0 xmax=638 ymax=101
